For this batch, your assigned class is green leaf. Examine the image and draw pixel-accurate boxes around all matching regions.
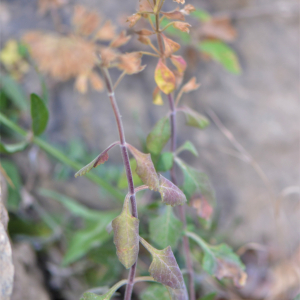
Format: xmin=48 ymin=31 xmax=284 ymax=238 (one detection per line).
xmin=158 ymin=175 xmax=187 ymax=207
xmin=0 ymin=74 xmax=28 ymax=110
xmin=30 ymin=93 xmax=49 ymax=136
xmin=185 ymin=231 xmax=247 ymax=287
xmin=0 ymin=141 xmax=28 ymax=154
xmin=149 ymin=206 xmax=183 ymax=249
xmin=117 ymin=158 xmax=143 ymax=189
xmin=112 ymin=196 xmax=139 ymax=269
xmin=139 ymin=237 xmax=185 ymax=290
xmin=198 ymin=41 xmax=241 ymax=74
xmin=176 ymin=141 xmax=198 ymax=157
xmin=1 ymin=159 xmax=21 ymax=211
xmin=81 ymin=280 xmax=127 ymax=300
xmin=179 ymin=107 xmax=209 ymax=129
xmin=127 ymin=144 xmax=159 ymax=191
xmin=199 ymin=292 xmax=217 ymax=300
xmin=39 ymin=189 xmax=103 ymax=220
xmin=75 ymin=142 xmax=119 ymax=177
xmin=293 ymin=295 xmax=300 ymax=300
xmin=141 ymin=284 xmax=170 ymax=300
xmin=190 ymin=9 xmax=211 ymax=22
xmin=146 ymin=117 xmax=171 ymax=156
xmin=156 ymin=152 xmax=174 ymax=172
xmin=63 ymin=211 xmax=118 ymax=265
xmin=175 ymin=158 xmax=214 ymax=202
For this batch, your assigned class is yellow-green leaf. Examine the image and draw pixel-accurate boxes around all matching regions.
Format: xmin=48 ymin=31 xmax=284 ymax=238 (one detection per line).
xmin=127 ymin=144 xmax=159 ymax=191
xmin=154 ymin=59 xmax=176 ymax=94
xmin=112 ymin=196 xmax=139 ymax=269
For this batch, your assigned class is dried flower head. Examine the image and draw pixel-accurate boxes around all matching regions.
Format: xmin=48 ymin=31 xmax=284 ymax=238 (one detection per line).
xmin=72 ymin=5 xmax=100 ymax=36
xmin=117 ymin=52 xmax=145 ymax=74
xmin=95 ymin=20 xmax=116 ymax=41
xmin=38 ymin=0 xmax=67 ymax=15
xmin=23 ymin=32 xmax=96 ymax=81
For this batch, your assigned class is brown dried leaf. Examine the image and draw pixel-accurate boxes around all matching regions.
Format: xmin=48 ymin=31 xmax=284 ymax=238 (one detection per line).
xmin=162 ymin=10 xmax=185 ymax=21
xmin=200 ymin=17 xmax=237 ymax=42
xmin=95 ymin=20 xmax=116 ymax=41
xmin=127 ymin=14 xmax=141 ymax=27
xmin=126 ymin=144 xmax=159 ymax=191
xmin=162 ymin=34 xmax=180 ymax=57
xmin=112 ymin=196 xmax=139 ymax=269
xmin=89 ymin=71 xmax=104 ymax=91
xmin=159 ymin=175 xmax=187 ymax=206
xmin=23 ymin=32 xmax=96 ymax=80
xmin=140 ymin=237 xmax=186 ymax=289
xmin=72 ymin=5 xmax=100 ymax=36
xmin=180 ymin=4 xmax=196 ymax=15
xmin=135 ymin=29 xmax=154 ymax=36
xmin=138 ymin=35 xmax=151 ymax=45
xmin=173 ymin=21 xmax=191 ymax=33
xmin=117 ymin=52 xmax=145 ymax=74
xmin=182 ymin=77 xmax=200 ymax=93
xmin=110 ymin=31 xmax=131 ymax=48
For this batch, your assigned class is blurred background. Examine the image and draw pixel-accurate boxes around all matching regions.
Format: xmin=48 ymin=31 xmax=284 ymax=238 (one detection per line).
xmin=0 ymin=0 xmax=299 ymax=300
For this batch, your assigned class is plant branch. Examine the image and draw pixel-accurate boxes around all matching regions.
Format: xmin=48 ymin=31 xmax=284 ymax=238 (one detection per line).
xmin=0 ymin=112 xmax=124 ymax=201
xmin=167 ymin=93 xmax=196 ymax=300
xmin=100 ymin=66 xmax=138 ymax=300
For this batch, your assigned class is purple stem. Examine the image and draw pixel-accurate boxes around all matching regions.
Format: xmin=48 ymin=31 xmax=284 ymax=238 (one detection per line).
xmin=101 ymin=67 xmax=137 ymax=300
xmin=167 ymin=93 xmax=196 ymax=300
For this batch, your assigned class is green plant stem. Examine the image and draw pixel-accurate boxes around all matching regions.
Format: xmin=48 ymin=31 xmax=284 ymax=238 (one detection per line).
xmin=0 ymin=112 xmax=124 ymax=201
xmin=100 ymin=67 xmax=138 ymax=300
xmin=167 ymin=93 xmax=196 ymax=300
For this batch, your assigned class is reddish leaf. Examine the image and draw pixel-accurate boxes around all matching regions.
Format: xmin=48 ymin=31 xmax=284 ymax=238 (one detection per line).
xmin=140 ymin=237 xmax=186 ymax=289
xmin=162 ymin=34 xmax=180 ymax=57
xmin=154 ymin=59 xmax=176 ymax=94
xmin=75 ymin=142 xmax=119 ymax=177
xmin=190 ymin=195 xmax=213 ymax=221
xmin=159 ymin=175 xmax=187 ymax=206
xmin=126 ymin=144 xmax=159 ymax=191
xmin=170 ymin=55 xmax=187 ymax=74
xmin=162 ymin=10 xmax=185 ymax=21
xmin=112 ymin=196 xmax=139 ymax=269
